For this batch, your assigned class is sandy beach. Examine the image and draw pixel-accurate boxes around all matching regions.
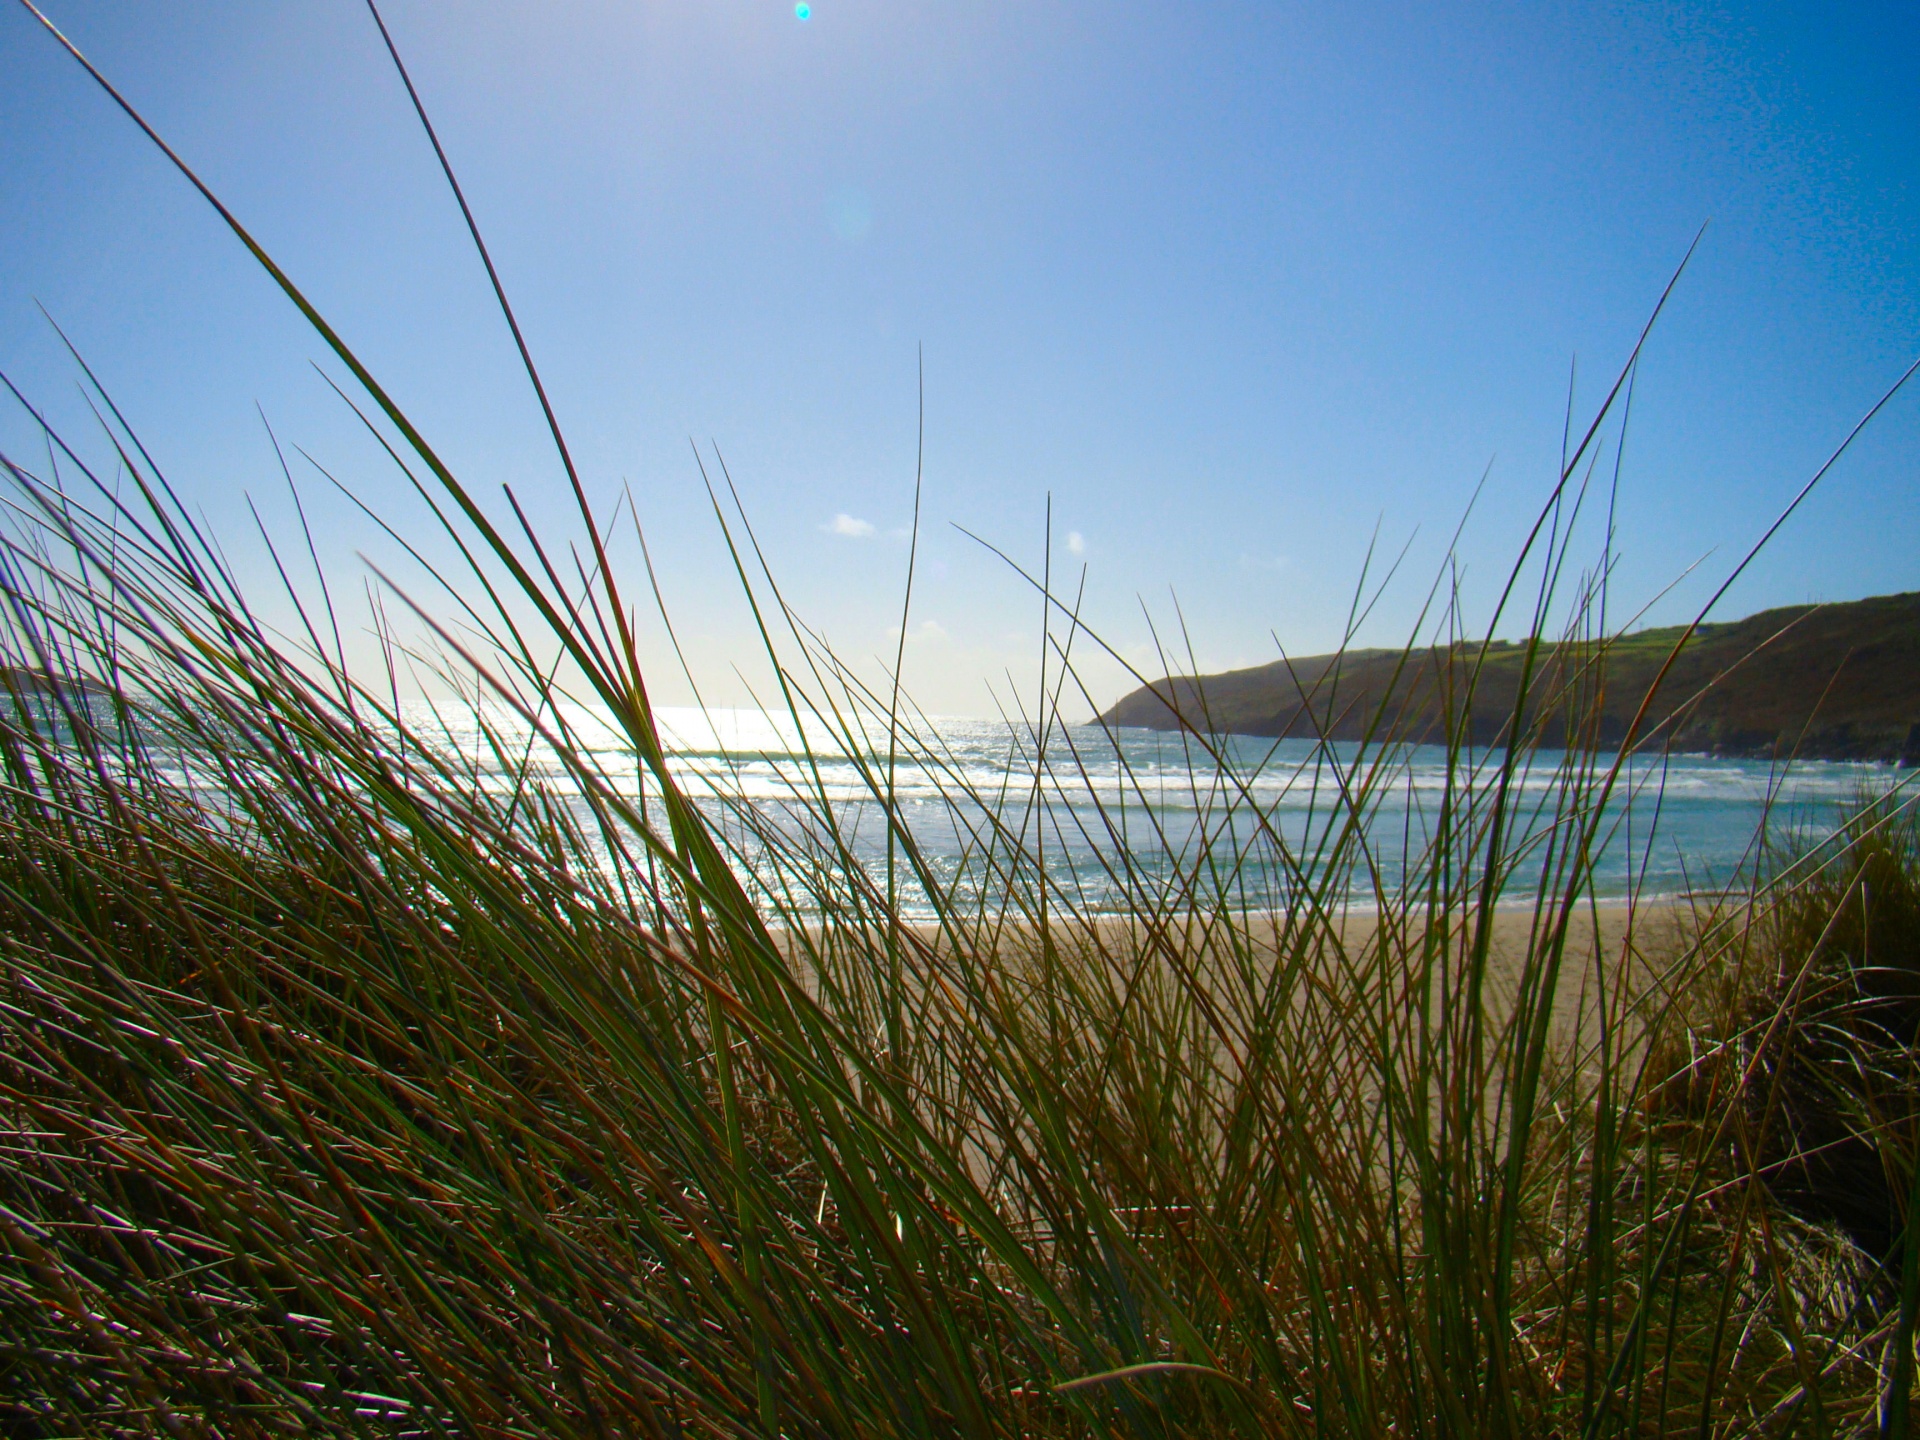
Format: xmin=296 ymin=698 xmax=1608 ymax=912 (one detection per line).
xmin=789 ymin=894 xmax=1723 ymax=1066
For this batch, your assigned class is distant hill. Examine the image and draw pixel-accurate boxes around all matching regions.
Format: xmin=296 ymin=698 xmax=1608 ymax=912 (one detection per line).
xmin=1099 ymin=592 xmax=1920 ymax=764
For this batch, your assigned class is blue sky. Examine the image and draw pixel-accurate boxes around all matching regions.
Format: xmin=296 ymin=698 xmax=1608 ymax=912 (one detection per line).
xmin=1 ymin=1 xmax=1915 ymax=715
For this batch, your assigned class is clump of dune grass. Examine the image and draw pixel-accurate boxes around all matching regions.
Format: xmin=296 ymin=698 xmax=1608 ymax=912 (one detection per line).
xmin=1741 ymin=797 xmax=1920 ymax=1260
xmin=4 ymin=5 xmax=1920 ymax=1436
xmin=1644 ymin=790 xmax=1920 ymax=1433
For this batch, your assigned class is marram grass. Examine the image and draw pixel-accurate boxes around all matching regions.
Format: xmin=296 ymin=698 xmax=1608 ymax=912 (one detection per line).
xmin=4 ymin=7 xmax=1920 ymax=1437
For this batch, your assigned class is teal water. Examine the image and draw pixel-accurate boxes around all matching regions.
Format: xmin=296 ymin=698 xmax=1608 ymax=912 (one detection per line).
xmin=60 ymin=681 xmax=1904 ymax=918
xmin=418 ymin=704 xmax=1914 ymax=917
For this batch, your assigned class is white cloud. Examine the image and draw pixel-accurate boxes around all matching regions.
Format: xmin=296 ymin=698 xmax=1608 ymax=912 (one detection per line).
xmin=825 ymin=513 xmax=876 ymax=538
xmin=1066 ymin=531 xmax=1086 ymax=556
xmin=886 ymin=619 xmax=948 ymax=644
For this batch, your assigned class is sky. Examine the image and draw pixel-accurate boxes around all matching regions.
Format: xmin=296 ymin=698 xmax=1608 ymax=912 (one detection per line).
xmin=1 ymin=1 xmax=1915 ymax=717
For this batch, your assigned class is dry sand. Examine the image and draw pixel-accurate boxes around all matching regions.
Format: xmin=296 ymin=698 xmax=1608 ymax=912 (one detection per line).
xmin=813 ymin=896 xmax=1724 ymax=1055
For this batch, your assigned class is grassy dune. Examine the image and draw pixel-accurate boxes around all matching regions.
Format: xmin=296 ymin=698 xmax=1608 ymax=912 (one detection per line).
xmin=5 ymin=10 xmax=1920 ymax=1438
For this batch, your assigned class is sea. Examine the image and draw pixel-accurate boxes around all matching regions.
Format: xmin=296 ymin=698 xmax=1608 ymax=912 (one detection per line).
xmin=410 ymin=703 xmax=1917 ymax=917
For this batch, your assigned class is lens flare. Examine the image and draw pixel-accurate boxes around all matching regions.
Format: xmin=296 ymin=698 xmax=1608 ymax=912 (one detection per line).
xmin=794 ymin=3 xmax=811 ymax=18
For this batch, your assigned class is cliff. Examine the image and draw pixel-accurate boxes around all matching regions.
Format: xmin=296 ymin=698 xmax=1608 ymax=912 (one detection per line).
xmin=1099 ymin=592 xmax=1920 ymax=764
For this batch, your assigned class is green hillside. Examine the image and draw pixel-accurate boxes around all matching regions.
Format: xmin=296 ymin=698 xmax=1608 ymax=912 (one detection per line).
xmin=1100 ymin=591 xmax=1920 ymax=763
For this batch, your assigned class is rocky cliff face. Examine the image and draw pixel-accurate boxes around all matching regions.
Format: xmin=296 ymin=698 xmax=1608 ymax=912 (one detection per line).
xmin=1099 ymin=593 xmax=1920 ymax=764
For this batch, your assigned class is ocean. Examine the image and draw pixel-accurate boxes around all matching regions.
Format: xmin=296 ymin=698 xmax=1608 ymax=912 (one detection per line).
xmin=405 ymin=702 xmax=1915 ymax=918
